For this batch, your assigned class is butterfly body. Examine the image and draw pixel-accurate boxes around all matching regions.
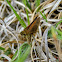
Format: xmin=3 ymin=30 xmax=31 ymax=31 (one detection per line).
xmin=21 ymin=17 xmax=40 ymax=35
xmin=20 ymin=16 xmax=40 ymax=44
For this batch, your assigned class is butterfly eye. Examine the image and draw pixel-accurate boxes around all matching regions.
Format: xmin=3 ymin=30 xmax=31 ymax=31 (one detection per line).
xmin=23 ymin=34 xmax=26 ymax=36
xmin=20 ymin=31 xmax=26 ymax=35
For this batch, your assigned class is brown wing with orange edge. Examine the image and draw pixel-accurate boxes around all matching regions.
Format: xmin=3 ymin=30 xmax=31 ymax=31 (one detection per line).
xmin=24 ymin=17 xmax=40 ymax=35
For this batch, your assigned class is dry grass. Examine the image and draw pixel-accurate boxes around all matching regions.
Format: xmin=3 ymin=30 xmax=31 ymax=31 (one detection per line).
xmin=0 ymin=0 xmax=62 ymax=62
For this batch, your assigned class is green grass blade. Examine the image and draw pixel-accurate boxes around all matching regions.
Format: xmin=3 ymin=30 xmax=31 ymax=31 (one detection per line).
xmin=48 ymin=30 xmax=52 ymax=38
xmin=4 ymin=48 xmax=11 ymax=55
xmin=55 ymin=28 xmax=62 ymax=36
xmin=51 ymin=26 xmax=62 ymax=40
xmin=11 ymin=42 xmax=31 ymax=62
xmin=22 ymin=0 xmax=31 ymax=10
xmin=22 ymin=0 xmax=26 ymax=6
xmin=26 ymin=9 xmax=30 ymax=25
xmin=43 ymin=10 xmax=47 ymax=22
xmin=18 ymin=42 xmax=31 ymax=62
xmin=6 ymin=0 xmax=27 ymax=28
xmin=11 ymin=50 xmax=18 ymax=62
xmin=40 ymin=12 xmax=47 ymax=22
xmin=36 ymin=0 xmax=40 ymax=7
xmin=56 ymin=20 xmax=62 ymax=27
xmin=51 ymin=26 xmax=57 ymax=39
xmin=57 ymin=35 xmax=62 ymax=40
xmin=56 ymin=17 xmax=62 ymax=27
xmin=0 ymin=47 xmax=5 ymax=50
xmin=22 ymin=0 xmax=30 ymax=25
xmin=48 ymin=29 xmax=62 ymax=40
xmin=26 ymin=0 xmax=31 ymax=10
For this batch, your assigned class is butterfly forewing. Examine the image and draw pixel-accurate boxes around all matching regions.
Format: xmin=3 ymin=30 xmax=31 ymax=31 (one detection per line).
xmin=24 ymin=17 xmax=40 ymax=35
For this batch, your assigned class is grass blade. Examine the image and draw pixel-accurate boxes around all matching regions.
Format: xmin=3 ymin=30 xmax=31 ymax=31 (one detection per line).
xmin=11 ymin=50 xmax=18 ymax=62
xmin=11 ymin=42 xmax=31 ymax=62
xmin=4 ymin=48 xmax=11 ymax=55
xmin=35 ymin=0 xmax=40 ymax=7
xmin=55 ymin=28 xmax=62 ymax=36
xmin=56 ymin=17 xmax=62 ymax=27
xmin=40 ymin=12 xmax=47 ymax=22
xmin=51 ymin=26 xmax=57 ymax=39
xmin=22 ymin=0 xmax=30 ymax=25
xmin=6 ymin=0 xmax=27 ymax=28
xmin=18 ymin=42 xmax=31 ymax=62
xmin=22 ymin=0 xmax=31 ymax=10
xmin=26 ymin=0 xmax=31 ymax=10
xmin=0 ymin=47 xmax=5 ymax=50
xmin=57 ymin=35 xmax=62 ymax=40
xmin=22 ymin=0 xmax=26 ymax=6
xmin=26 ymin=9 xmax=30 ymax=25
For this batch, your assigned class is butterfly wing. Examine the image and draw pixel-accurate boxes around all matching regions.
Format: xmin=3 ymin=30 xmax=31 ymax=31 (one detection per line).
xmin=24 ymin=17 xmax=40 ymax=35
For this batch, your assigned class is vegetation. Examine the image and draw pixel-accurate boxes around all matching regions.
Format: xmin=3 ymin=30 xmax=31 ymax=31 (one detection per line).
xmin=0 ymin=0 xmax=62 ymax=62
